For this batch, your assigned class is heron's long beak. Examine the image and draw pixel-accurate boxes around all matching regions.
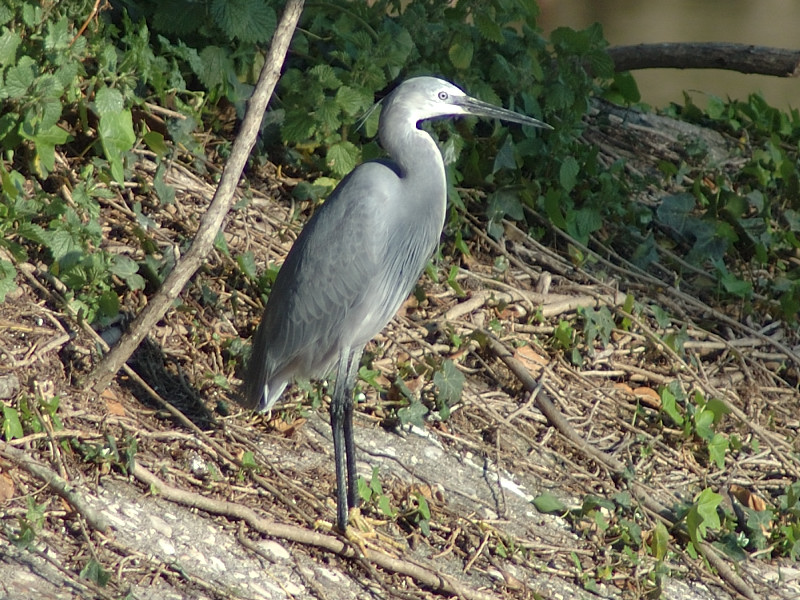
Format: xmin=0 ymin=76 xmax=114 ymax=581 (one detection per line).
xmin=457 ymin=96 xmax=552 ymax=130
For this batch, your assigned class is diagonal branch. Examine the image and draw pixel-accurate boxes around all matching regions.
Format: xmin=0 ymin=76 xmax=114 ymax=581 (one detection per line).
xmin=87 ymin=0 xmax=305 ymax=393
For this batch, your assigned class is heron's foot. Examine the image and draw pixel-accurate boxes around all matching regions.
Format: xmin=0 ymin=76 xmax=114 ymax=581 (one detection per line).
xmin=345 ymin=507 xmax=405 ymax=553
xmin=315 ymin=508 xmax=403 ymax=554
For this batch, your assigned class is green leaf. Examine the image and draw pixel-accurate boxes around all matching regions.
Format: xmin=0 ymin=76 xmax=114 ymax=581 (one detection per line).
xmin=44 ymin=17 xmax=71 ymax=51
xmin=708 ymin=433 xmax=729 ymax=469
xmin=474 ymin=13 xmax=504 ymax=44
xmin=335 ymin=86 xmax=368 ymax=116
xmin=397 ymin=399 xmax=428 ymax=428
xmin=0 ymin=259 xmax=16 ymax=302
xmin=98 ymin=109 xmax=135 ymax=184
xmin=609 ymin=71 xmax=640 ymax=104
xmin=95 ymin=86 xmax=124 ymax=116
xmin=686 ymin=488 xmax=723 ymax=546
xmin=415 ymin=492 xmax=431 ymax=520
xmin=0 ymin=27 xmax=21 ymax=67
xmin=448 ymin=39 xmax=474 ymax=70
xmin=651 ymin=521 xmax=669 ymax=560
xmin=487 ymin=190 xmax=524 ymax=222
xmin=492 ymin=136 xmax=517 ymax=173
xmin=5 ymin=56 xmax=36 ymax=98
xmin=2 ymin=405 xmax=23 ymax=440
xmin=326 ymin=141 xmax=359 ymax=177
xmin=433 ymin=360 xmax=464 ymax=408
xmin=236 ymin=252 xmax=258 ymax=280
xmin=143 ymin=131 xmax=168 ymax=156
xmin=559 ymin=156 xmax=580 ymax=192
xmin=20 ymin=123 xmax=70 ymax=177
xmin=378 ymin=494 xmax=394 ymax=517
xmin=357 ymin=476 xmax=372 ymax=502
xmin=80 ymin=559 xmax=111 ymax=586
xmin=694 ymin=408 xmax=715 ymax=441
xmin=210 ymin=0 xmax=276 ymax=43
xmin=660 ymin=387 xmax=684 ymax=426
xmin=533 ymin=492 xmax=567 ymax=514
xmin=196 ymin=45 xmax=231 ymax=92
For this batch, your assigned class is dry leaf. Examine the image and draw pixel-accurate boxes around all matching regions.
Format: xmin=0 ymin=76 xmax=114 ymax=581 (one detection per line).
xmin=513 ymin=345 xmax=547 ymax=377
xmin=0 ymin=472 xmax=15 ymax=502
xmin=633 ymin=387 xmax=661 ymax=409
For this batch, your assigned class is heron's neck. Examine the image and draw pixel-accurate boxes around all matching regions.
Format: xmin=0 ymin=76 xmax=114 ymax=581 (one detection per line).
xmin=380 ymin=116 xmax=447 ymax=194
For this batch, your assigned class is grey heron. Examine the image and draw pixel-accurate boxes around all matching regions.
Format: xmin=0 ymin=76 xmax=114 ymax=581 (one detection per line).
xmin=242 ymin=76 xmax=550 ymax=530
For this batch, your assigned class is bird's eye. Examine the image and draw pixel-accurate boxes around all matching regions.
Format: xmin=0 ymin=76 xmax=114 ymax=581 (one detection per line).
xmin=438 ymin=91 xmax=448 ymax=101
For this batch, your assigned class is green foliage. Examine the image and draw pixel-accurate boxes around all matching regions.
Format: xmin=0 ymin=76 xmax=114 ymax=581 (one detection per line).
xmin=1 ymin=393 xmax=63 ymax=441
xmin=432 ymin=359 xmax=464 ymax=419
xmin=0 ymin=2 xmax=161 ymax=323
xmin=80 ymin=559 xmax=111 ymax=587
xmin=533 ymin=491 xmax=567 ymax=515
xmin=658 ymin=92 xmax=800 ymax=319
xmin=357 ymin=466 xmax=395 ymax=518
xmin=684 ymin=488 xmax=723 ymax=549
xmin=10 ymin=495 xmax=46 ymax=548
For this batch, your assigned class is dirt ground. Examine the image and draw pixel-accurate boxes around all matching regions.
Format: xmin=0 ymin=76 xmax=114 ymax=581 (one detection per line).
xmin=0 ymin=103 xmax=799 ymax=600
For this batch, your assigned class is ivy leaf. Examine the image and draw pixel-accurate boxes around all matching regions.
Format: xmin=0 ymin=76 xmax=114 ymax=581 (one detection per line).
xmin=487 ymin=190 xmax=523 ymax=221
xmin=397 ymin=399 xmax=428 ymax=428
xmin=708 ymin=433 xmax=729 ymax=470
xmin=660 ymin=387 xmax=684 ymax=426
xmin=686 ymin=488 xmax=722 ymax=546
xmin=492 ymin=136 xmax=517 ymax=173
xmin=694 ymin=408 xmax=715 ymax=441
xmin=433 ymin=360 xmax=464 ymax=408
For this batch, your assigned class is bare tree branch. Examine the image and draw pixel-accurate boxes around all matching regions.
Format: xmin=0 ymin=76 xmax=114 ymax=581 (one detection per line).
xmin=609 ymin=42 xmax=800 ymax=77
xmin=0 ymin=442 xmax=110 ymax=533
xmin=87 ymin=0 xmax=305 ymax=393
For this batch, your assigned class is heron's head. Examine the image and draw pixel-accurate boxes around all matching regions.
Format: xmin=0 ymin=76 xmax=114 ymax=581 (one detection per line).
xmin=383 ymin=76 xmax=551 ymax=131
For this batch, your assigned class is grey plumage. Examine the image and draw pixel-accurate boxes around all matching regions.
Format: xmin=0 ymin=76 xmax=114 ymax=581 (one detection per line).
xmin=242 ymin=77 xmax=550 ymax=530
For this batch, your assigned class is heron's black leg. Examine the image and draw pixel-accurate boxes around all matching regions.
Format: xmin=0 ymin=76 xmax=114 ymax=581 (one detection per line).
xmin=330 ymin=351 xmax=350 ymax=531
xmin=330 ymin=347 xmax=363 ymax=531
xmin=343 ymin=348 xmax=363 ymax=512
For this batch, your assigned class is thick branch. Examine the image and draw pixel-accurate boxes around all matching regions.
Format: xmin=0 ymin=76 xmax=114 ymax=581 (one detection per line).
xmin=0 ymin=442 xmax=110 ymax=533
xmin=609 ymin=42 xmax=800 ymax=77
xmin=87 ymin=0 xmax=305 ymax=393
xmin=132 ymin=463 xmax=498 ymax=600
